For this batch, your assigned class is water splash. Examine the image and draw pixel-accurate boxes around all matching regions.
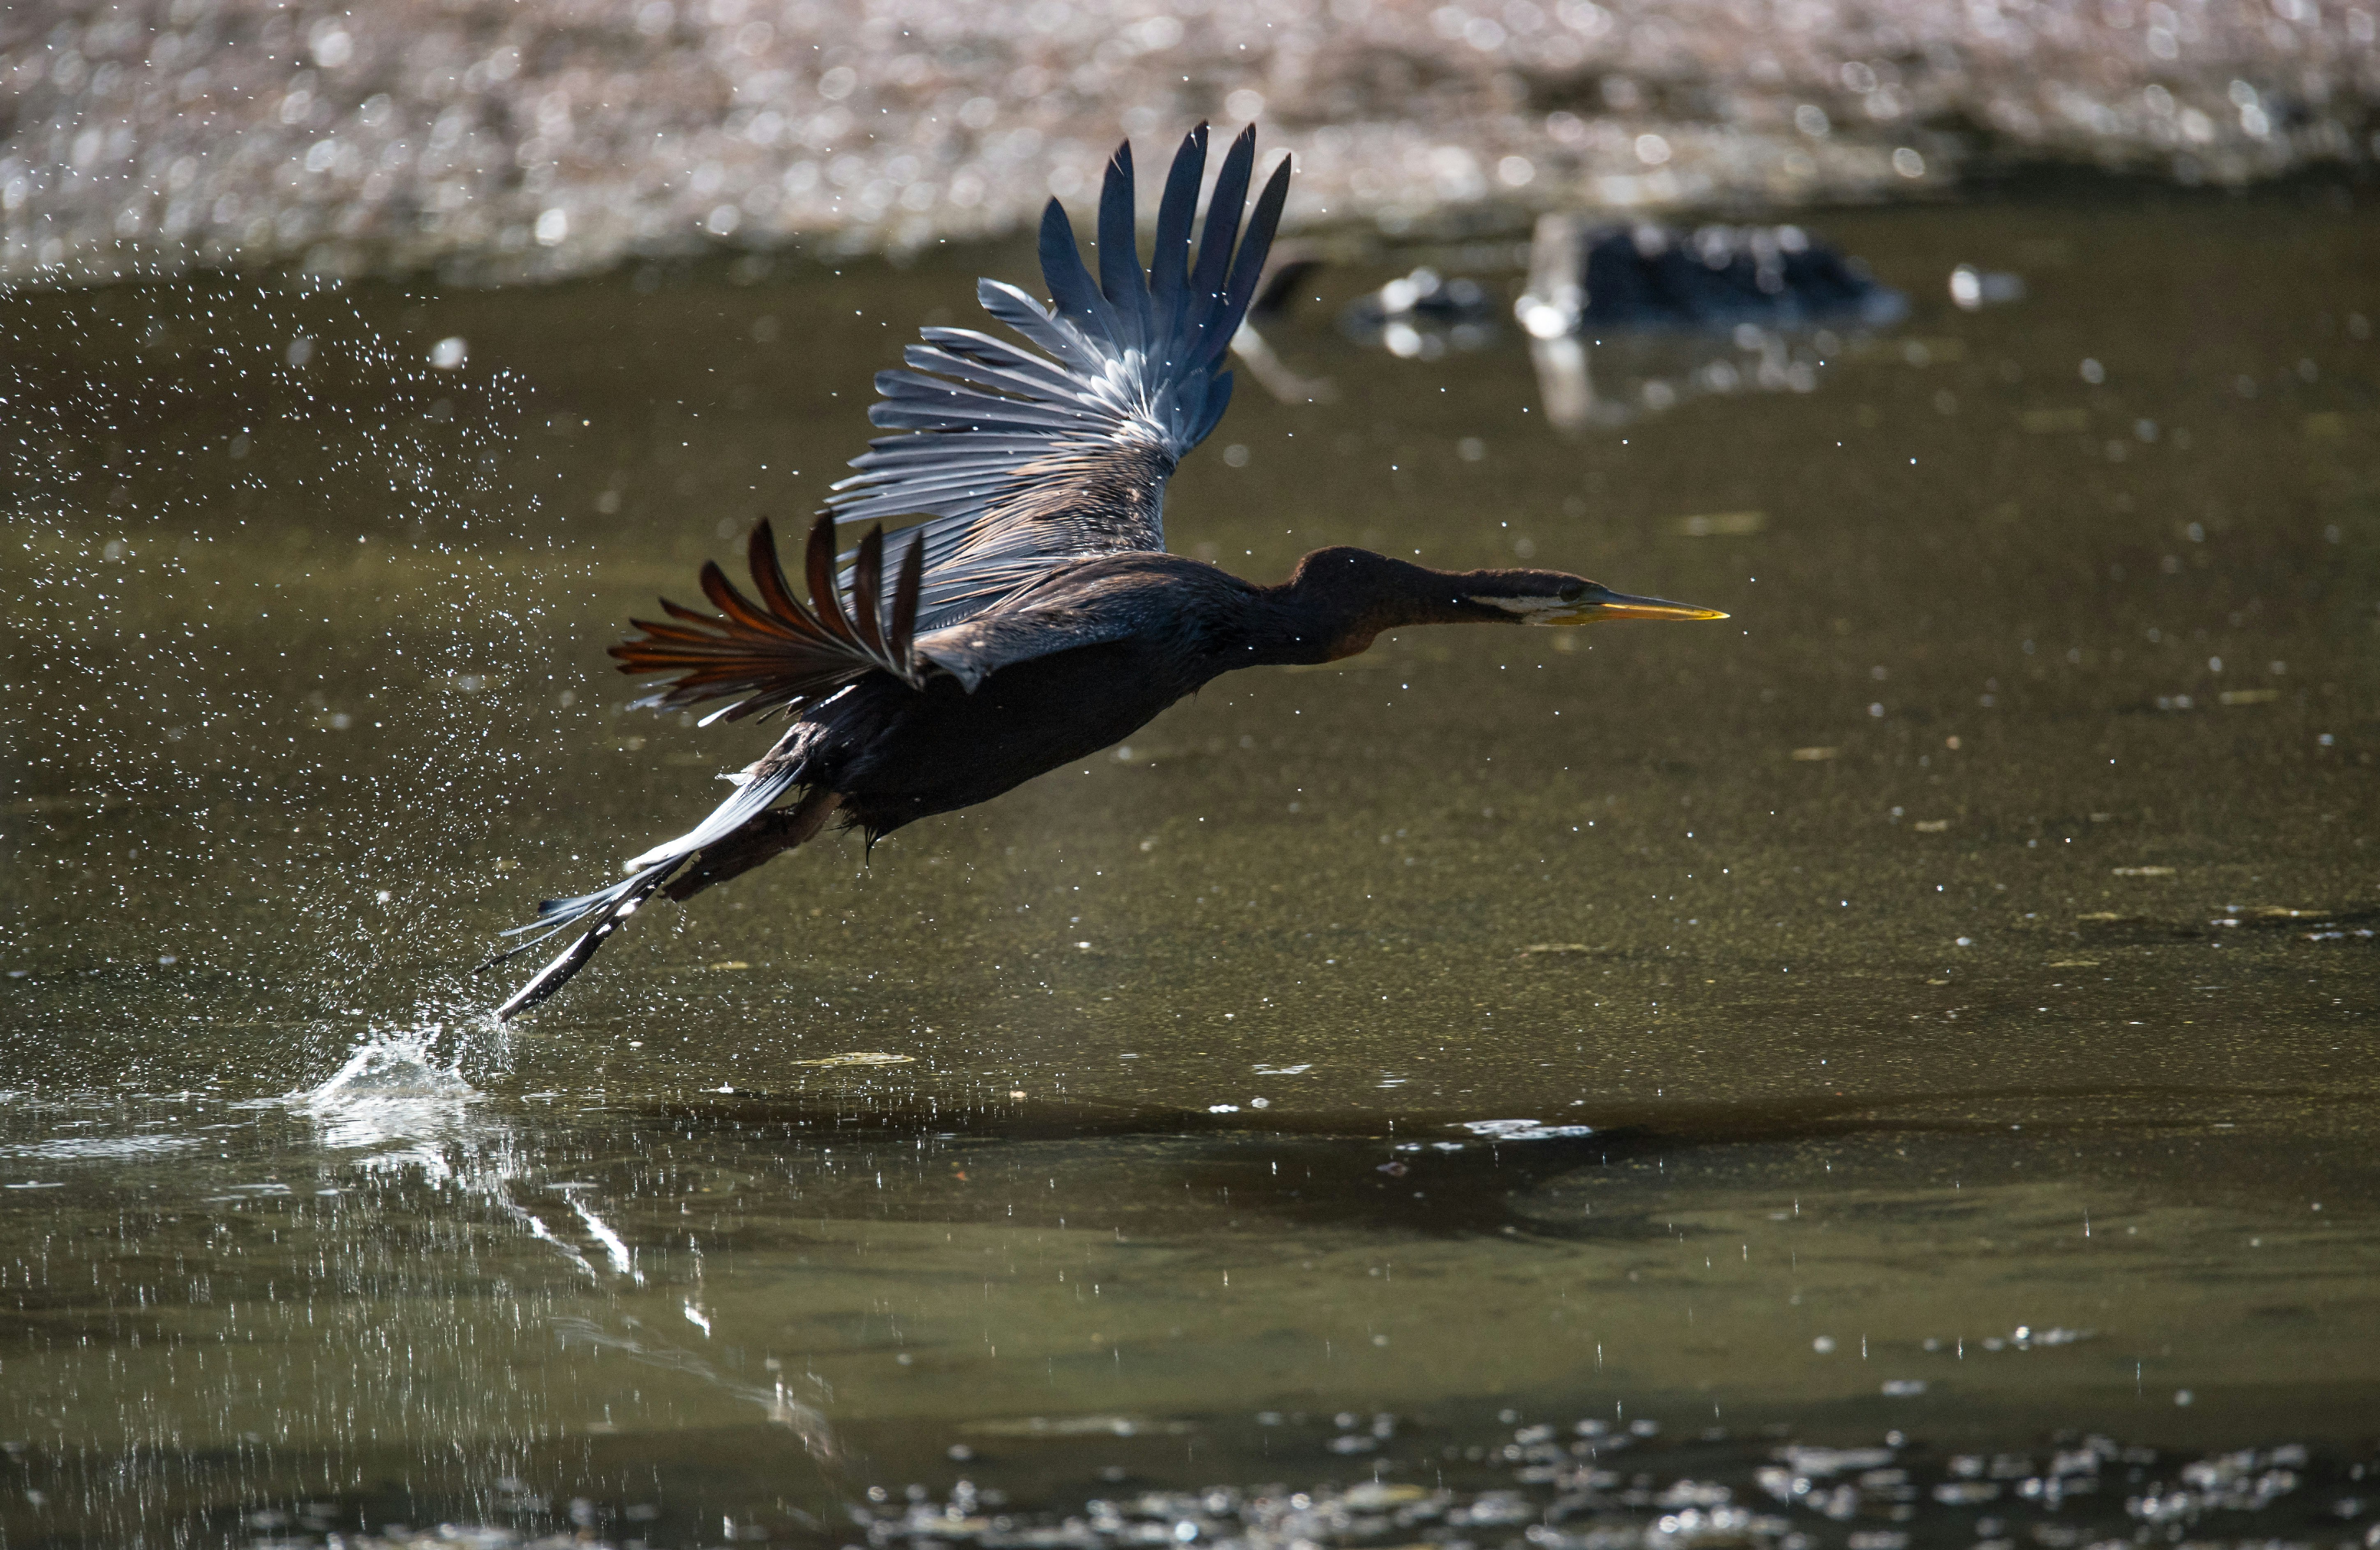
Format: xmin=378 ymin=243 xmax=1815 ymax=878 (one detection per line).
xmin=286 ymin=1023 xmax=626 ymax=1289
xmin=288 ymin=1024 xmax=480 ymax=1158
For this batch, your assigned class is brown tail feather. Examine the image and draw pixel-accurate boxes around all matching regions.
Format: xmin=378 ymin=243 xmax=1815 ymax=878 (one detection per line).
xmin=803 ymin=513 xmax=862 ymax=654
xmin=746 ymin=514 xmax=811 ymax=633
xmin=610 ymin=515 xmax=926 ymax=720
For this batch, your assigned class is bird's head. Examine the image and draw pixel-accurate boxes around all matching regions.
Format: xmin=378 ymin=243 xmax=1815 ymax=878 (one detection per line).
xmin=1456 ymin=567 xmax=1729 ymax=626
xmin=1280 ymin=547 xmax=1726 ymax=662
xmin=1291 ymin=546 xmax=1726 ymax=627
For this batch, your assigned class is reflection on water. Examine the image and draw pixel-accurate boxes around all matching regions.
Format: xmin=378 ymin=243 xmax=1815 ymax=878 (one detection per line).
xmin=1516 ymin=216 xmax=1902 ymax=431
xmin=1527 ymin=327 xmax=1847 ymax=433
xmin=1317 ymin=218 xmax=1910 ymax=431
xmin=5 ymin=1094 xmax=2378 ymax=1546
xmin=1341 ymin=267 xmax=1503 ymax=361
xmin=3 ymin=175 xmax=2378 ymax=1545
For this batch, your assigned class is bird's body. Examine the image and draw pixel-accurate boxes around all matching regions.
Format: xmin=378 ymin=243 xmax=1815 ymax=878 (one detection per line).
xmin=486 ymin=126 xmax=1723 ymax=1018
xmin=776 ymin=567 xmax=1215 ymax=837
xmin=702 ymin=548 xmax=1649 ymax=836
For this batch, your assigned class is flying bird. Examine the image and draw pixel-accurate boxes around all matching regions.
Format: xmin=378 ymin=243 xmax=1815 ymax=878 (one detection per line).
xmin=485 ymin=124 xmax=1724 ymax=1018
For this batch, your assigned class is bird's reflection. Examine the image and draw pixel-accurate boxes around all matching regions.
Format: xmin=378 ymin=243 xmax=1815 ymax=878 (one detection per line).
xmin=286 ymin=1026 xmax=836 ymax=1454
xmin=550 ymin=1316 xmax=836 ymax=1457
xmin=289 ymin=1026 xmax=620 ymax=1286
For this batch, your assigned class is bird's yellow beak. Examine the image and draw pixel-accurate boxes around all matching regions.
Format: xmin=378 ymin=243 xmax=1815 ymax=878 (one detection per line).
xmin=1477 ymin=584 xmax=1729 ymax=625
xmin=1554 ymin=587 xmax=1730 ymax=624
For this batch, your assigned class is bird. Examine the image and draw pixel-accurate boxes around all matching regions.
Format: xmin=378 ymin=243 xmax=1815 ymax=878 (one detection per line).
xmin=483 ymin=123 xmax=1725 ymax=1019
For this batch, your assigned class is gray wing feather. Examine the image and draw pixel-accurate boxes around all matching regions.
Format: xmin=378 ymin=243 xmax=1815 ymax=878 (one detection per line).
xmin=828 ymin=124 xmax=1291 ymax=635
xmin=913 ymin=603 xmax=1140 ymax=693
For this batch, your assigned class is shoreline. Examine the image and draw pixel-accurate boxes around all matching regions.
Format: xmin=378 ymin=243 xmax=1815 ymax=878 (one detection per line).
xmin=5 ymin=0 xmax=2373 ymax=291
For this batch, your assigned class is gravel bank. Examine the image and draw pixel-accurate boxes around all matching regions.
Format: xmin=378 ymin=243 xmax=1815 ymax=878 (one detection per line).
xmin=3 ymin=0 xmax=2374 ymax=287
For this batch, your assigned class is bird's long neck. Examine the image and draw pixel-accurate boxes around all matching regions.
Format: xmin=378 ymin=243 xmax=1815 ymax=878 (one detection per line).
xmin=1240 ymin=549 xmax=1496 ymax=666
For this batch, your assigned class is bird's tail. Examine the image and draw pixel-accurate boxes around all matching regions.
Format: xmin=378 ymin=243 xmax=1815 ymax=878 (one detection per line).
xmin=481 ymin=762 xmax=809 ymax=1020
xmin=482 ymin=862 xmax=679 ymax=1021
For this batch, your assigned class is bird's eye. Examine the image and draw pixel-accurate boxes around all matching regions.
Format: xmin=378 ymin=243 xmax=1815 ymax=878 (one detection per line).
xmin=1557 ymin=580 xmax=1587 ymax=603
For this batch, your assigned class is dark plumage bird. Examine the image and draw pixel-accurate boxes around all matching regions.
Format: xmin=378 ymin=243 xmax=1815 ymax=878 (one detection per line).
xmin=486 ymin=125 xmax=1724 ymax=1018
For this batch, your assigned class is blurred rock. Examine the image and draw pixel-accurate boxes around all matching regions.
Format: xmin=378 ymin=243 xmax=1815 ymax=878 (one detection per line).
xmin=2 ymin=0 xmax=2373 ymax=287
xmin=1342 ymin=266 xmax=1500 ymax=358
xmin=1518 ymin=217 xmax=1906 ymax=336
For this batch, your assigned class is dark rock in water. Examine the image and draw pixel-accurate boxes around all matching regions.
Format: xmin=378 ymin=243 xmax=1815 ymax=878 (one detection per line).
xmin=1574 ymin=222 xmax=1906 ymax=331
xmin=1518 ymin=218 xmax=1906 ymax=340
xmin=1512 ymin=215 xmax=1898 ymax=428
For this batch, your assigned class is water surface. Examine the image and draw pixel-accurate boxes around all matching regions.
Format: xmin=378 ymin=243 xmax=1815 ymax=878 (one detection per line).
xmin=2 ymin=176 xmax=2376 ymax=1547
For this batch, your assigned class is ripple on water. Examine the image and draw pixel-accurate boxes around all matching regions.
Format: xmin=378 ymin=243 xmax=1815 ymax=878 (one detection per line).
xmin=0 ymin=1134 xmax=201 ymax=1161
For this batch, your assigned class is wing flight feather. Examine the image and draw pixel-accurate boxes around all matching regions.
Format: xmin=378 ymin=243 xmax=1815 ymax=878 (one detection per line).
xmin=605 ymin=127 xmax=1291 ymax=724
xmin=827 ymin=124 xmax=1292 ymax=633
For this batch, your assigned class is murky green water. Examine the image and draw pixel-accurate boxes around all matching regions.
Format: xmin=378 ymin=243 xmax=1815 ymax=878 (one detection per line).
xmin=4 ymin=178 xmax=2377 ymax=1548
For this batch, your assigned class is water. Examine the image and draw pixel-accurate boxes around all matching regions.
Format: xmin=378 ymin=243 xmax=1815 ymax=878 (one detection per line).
xmin=3 ymin=175 xmax=2377 ymax=1547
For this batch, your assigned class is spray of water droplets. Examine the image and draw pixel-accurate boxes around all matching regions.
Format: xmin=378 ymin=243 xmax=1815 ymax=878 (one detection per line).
xmin=2 ymin=271 xmax=582 ymax=1091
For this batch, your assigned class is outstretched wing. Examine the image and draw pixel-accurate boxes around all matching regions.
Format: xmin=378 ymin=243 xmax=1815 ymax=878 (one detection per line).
xmin=828 ymin=123 xmax=1292 ymax=633
xmin=610 ymin=514 xmax=925 ymax=724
